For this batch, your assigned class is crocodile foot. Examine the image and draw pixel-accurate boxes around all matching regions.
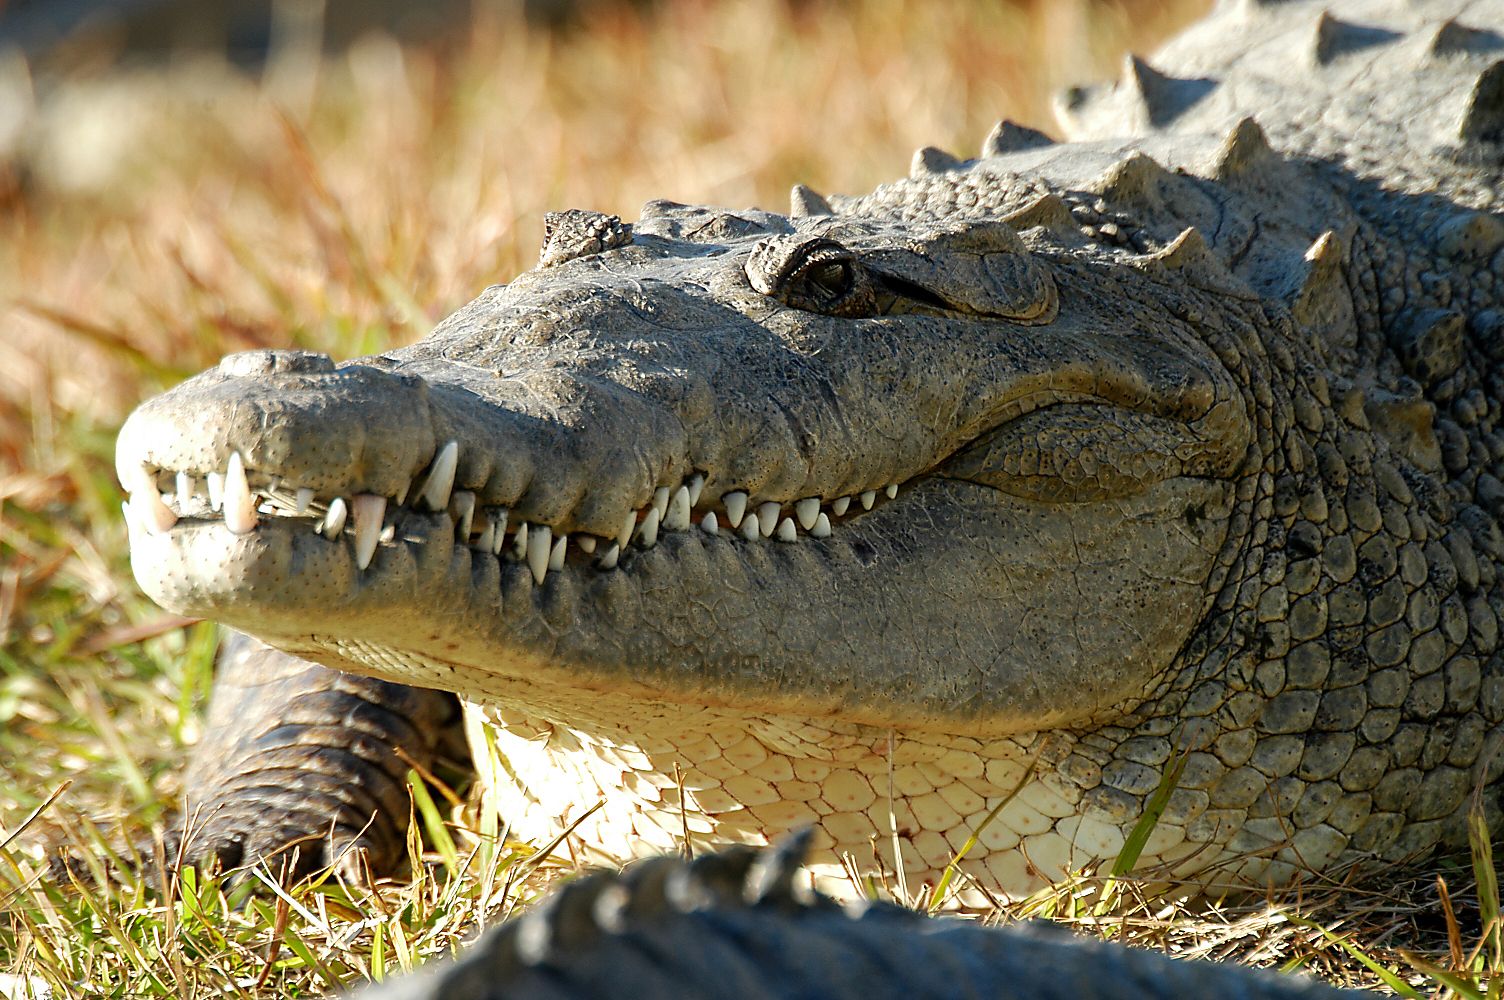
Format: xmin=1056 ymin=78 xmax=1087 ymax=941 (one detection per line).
xmin=167 ymin=631 xmax=465 ymax=884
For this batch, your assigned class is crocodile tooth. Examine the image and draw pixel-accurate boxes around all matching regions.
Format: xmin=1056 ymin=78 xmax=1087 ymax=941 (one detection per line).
xmin=617 ymin=510 xmax=637 ymax=548
xmin=130 ymin=490 xmax=178 ymax=534
xmin=451 ymin=491 xmax=476 ymax=540
xmin=885 ymin=483 xmax=898 ymax=499
xmin=652 ymin=486 xmax=670 ymax=520
xmin=794 ymin=498 xmax=820 ymax=530
xmin=740 ymin=511 xmax=761 ymax=541
xmin=175 ymin=471 xmax=193 ymax=507
xmin=577 ymin=535 xmax=597 ymax=554
xmin=811 ymin=512 xmax=832 ymax=538
xmin=700 ymin=512 xmax=718 ymax=536
xmin=224 ymin=452 xmax=259 ymax=535
xmin=417 ymin=441 xmax=459 ymax=511
xmin=757 ymin=502 xmax=780 ymax=537
xmin=207 ymin=472 xmax=224 ymax=512
xmin=723 ymin=491 xmax=747 ymax=528
xmin=687 ymin=473 xmax=705 ymax=507
xmin=598 ymin=543 xmax=620 ymax=570
xmin=491 ymin=508 xmax=510 ymax=554
xmin=321 ymin=497 xmax=348 ymax=537
xmin=859 ymin=490 xmax=877 ymax=511
xmin=549 ymin=535 xmax=567 ymax=571
xmin=350 ymin=494 xmax=386 ymax=570
xmin=394 ymin=481 xmax=408 ymax=506
xmin=638 ymin=507 xmax=661 ymax=548
xmin=512 ymin=522 xmax=530 ymax=560
xmin=294 ymin=487 xmax=314 ymax=514
xmin=124 ymin=465 xmax=178 ymax=531
xmin=831 ymin=496 xmax=850 ymax=517
xmin=379 ymin=523 xmax=396 ymax=544
xmin=775 ymin=517 xmax=797 ymax=543
xmin=476 ymin=519 xmax=496 ymax=552
xmin=527 ymin=525 xmax=552 ymax=584
xmin=664 ymin=486 xmax=691 ymax=531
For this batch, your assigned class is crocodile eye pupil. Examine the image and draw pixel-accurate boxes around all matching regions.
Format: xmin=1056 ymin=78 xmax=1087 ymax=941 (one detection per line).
xmin=808 ymin=261 xmax=852 ymax=297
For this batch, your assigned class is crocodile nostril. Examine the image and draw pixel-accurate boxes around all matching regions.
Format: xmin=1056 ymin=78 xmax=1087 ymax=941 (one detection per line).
xmin=219 ymin=350 xmax=336 ymax=378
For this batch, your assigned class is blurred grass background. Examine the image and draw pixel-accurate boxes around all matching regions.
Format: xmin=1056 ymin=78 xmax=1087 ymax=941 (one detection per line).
xmin=7 ymin=0 xmax=1484 ymax=995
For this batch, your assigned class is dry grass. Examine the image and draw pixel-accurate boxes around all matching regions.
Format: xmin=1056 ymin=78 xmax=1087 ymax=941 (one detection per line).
xmin=0 ymin=0 xmax=1495 ymax=996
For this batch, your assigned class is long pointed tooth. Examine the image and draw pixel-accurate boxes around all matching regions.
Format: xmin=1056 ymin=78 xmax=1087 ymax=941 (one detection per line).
xmin=832 ymin=496 xmax=850 ymax=517
xmin=652 ymin=486 xmax=670 ymax=520
xmin=664 ymin=486 xmax=691 ymax=531
xmin=794 ymin=498 xmax=820 ymax=531
xmin=723 ymin=491 xmax=747 ymax=528
xmin=700 ymin=512 xmax=718 ymax=536
xmin=417 ymin=441 xmax=459 ymax=511
xmin=207 ymin=472 xmax=225 ymax=512
xmin=757 ymin=502 xmax=780 ymax=537
xmin=617 ymin=510 xmax=637 ymax=548
xmin=450 ymin=490 xmax=476 ymax=540
xmin=122 ymin=466 xmax=177 ymax=532
xmin=811 ymin=512 xmax=832 ymax=538
xmin=394 ymin=481 xmax=408 ymax=506
xmin=740 ymin=511 xmax=761 ymax=541
xmin=321 ymin=497 xmax=348 ymax=537
xmin=775 ymin=516 xmax=797 ymax=543
xmin=885 ymin=482 xmax=899 ymax=499
xmin=294 ymin=487 xmax=314 ymax=514
xmin=491 ymin=508 xmax=510 ymax=554
xmin=350 ymin=494 xmax=386 ymax=569
xmin=687 ymin=474 xmax=705 ymax=507
xmin=130 ymin=491 xmax=177 ymax=534
xmin=175 ymin=472 xmax=193 ymax=508
xmin=549 ymin=535 xmax=567 ymax=571
xmin=598 ymin=543 xmax=620 ymax=570
xmin=859 ymin=489 xmax=877 ymax=510
xmin=512 ymin=522 xmax=529 ymax=560
xmin=637 ymin=507 xmax=661 ymax=548
xmin=577 ymin=535 xmax=597 ymax=554
xmin=476 ymin=520 xmax=496 ymax=552
xmin=527 ymin=524 xmax=552 ymax=584
xmin=224 ymin=452 xmax=258 ymax=535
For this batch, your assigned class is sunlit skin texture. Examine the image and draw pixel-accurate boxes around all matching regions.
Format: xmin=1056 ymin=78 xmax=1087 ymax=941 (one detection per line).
xmin=120 ymin=0 xmax=1504 ymax=899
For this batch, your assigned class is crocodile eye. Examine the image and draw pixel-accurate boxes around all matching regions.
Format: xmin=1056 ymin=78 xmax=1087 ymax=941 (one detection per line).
xmin=803 ymin=259 xmax=853 ymax=299
xmin=746 ymin=236 xmax=882 ymax=316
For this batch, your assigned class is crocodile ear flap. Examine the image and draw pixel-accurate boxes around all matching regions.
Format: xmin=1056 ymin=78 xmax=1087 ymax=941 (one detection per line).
xmin=866 ymin=221 xmax=1059 ymax=324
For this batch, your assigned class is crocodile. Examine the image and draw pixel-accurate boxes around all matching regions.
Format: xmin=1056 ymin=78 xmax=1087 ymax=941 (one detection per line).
xmin=360 ymin=833 xmax=1364 ymax=1000
xmin=117 ymin=0 xmax=1504 ymax=905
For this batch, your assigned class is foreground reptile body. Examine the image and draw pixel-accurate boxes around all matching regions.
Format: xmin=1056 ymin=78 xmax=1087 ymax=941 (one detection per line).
xmin=360 ymin=834 xmax=1361 ymax=1000
xmin=119 ymin=0 xmax=1504 ymax=916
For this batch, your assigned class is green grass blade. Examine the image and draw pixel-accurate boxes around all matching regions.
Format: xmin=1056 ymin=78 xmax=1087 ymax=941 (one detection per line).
xmin=1112 ymin=750 xmax=1187 ymax=877
xmin=409 ymin=769 xmax=459 ymax=872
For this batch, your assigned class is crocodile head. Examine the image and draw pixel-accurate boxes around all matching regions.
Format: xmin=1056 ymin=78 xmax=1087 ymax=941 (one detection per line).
xmin=119 ymin=198 xmax=1251 ymax=737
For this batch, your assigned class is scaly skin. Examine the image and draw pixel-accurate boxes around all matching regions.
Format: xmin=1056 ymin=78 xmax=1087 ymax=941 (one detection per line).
xmin=119 ymin=0 xmax=1504 ymax=901
xmin=174 ymin=631 xmax=463 ymax=881
xmin=361 ymin=835 xmax=1365 ymax=1000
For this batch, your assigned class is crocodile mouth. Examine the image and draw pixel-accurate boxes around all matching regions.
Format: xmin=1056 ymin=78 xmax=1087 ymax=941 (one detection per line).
xmin=122 ymin=443 xmax=908 ymax=589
